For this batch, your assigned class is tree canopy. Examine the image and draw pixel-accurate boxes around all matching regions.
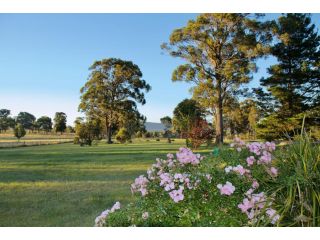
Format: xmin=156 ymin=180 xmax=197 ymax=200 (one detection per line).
xmin=36 ymin=116 xmax=53 ymax=132
xmin=54 ymin=112 xmax=67 ymax=134
xmin=16 ymin=112 xmax=36 ymax=130
xmin=79 ymin=58 xmax=151 ymax=144
xmin=162 ymin=13 xmax=273 ymax=143
xmin=261 ymin=13 xmax=320 ymax=117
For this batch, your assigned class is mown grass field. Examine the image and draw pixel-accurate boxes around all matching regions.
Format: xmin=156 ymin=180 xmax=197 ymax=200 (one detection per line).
xmin=0 ymin=139 xmax=211 ymax=226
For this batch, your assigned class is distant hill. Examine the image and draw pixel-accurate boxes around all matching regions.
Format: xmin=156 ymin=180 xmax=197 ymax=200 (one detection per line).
xmin=145 ymin=122 xmax=165 ymax=132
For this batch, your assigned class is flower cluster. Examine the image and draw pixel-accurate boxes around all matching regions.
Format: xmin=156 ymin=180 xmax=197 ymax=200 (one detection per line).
xmin=176 ymin=147 xmax=203 ymax=166
xmin=129 ymin=148 xmax=207 ymax=203
xmin=229 ymin=138 xmax=280 ymax=225
xmin=238 ymin=190 xmax=279 ymax=225
xmin=225 ymin=164 xmax=250 ymax=176
xmin=217 ymin=181 xmax=235 ymax=196
xmin=230 ymin=140 xmax=279 ymax=179
xmin=95 ymin=141 xmax=282 ymax=227
xmin=169 ymin=186 xmax=185 ymax=202
xmin=95 ymin=202 xmax=121 ymax=227
xmin=131 ymin=175 xmax=149 ymax=196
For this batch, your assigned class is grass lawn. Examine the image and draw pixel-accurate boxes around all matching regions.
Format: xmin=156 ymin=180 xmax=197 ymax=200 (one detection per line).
xmin=0 ymin=139 xmax=211 ymax=226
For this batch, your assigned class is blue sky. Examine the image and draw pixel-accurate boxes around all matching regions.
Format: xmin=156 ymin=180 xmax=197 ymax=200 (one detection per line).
xmin=0 ymin=14 xmax=319 ymax=125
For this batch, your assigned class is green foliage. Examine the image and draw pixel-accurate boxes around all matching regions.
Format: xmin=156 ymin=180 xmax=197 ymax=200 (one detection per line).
xmin=256 ymin=109 xmax=320 ymax=141
xmin=261 ymin=14 xmax=320 ymax=117
xmin=14 ymin=123 xmax=26 ymax=140
xmin=272 ymin=133 xmax=320 ymax=226
xmin=256 ymin=114 xmax=300 ymax=141
xmin=115 ymin=128 xmax=130 ymax=144
xmin=16 ymin=112 xmax=36 ymax=130
xmin=0 ymin=109 xmax=14 ymax=132
xmin=105 ymin=156 xmax=244 ymax=226
xmin=173 ymin=99 xmax=203 ymax=138
xmin=162 ymin=13 xmax=273 ymax=143
xmin=74 ymin=118 xmax=102 ymax=146
xmin=35 ymin=116 xmax=52 ymax=132
xmin=66 ymin=125 xmax=75 ymax=133
xmin=103 ymin=145 xmax=278 ymax=227
xmin=53 ymin=112 xmax=67 ymax=134
xmin=79 ymin=58 xmax=151 ymax=144
xmin=160 ymin=116 xmax=172 ymax=131
xmin=135 ymin=131 xmax=143 ymax=138
xmin=118 ymin=109 xmax=146 ymax=141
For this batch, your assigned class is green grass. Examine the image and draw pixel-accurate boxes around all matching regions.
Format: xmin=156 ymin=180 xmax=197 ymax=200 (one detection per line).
xmin=0 ymin=139 xmax=211 ymax=226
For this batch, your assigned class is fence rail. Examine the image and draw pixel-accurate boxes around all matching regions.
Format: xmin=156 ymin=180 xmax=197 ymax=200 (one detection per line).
xmin=0 ymin=140 xmax=73 ymax=148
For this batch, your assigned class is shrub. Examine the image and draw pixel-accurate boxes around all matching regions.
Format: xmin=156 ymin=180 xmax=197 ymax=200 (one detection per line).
xmin=14 ymin=123 xmax=26 ymax=141
xmin=73 ymin=136 xmax=80 ymax=144
xmin=95 ymin=139 xmax=283 ymax=227
xmin=135 ymin=131 xmax=143 ymax=138
xmin=189 ymin=119 xmax=214 ymax=149
xmin=75 ymin=122 xmax=93 ymax=146
xmin=116 ymin=128 xmax=130 ymax=144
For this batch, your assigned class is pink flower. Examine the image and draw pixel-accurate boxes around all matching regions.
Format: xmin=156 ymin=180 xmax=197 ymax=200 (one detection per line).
xmin=259 ymin=151 xmax=272 ymax=164
xmin=169 ymin=186 xmax=184 ymax=203
xmin=233 ymin=165 xmax=249 ymax=176
xmin=225 ymin=166 xmax=233 ymax=173
xmin=140 ymin=188 xmax=148 ymax=196
xmin=245 ymin=188 xmax=254 ymax=196
xmin=142 ymin=212 xmax=149 ymax=220
xmin=131 ymin=175 xmax=149 ymax=196
xmin=246 ymin=156 xmax=255 ymax=166
xmin=176 ymin=147 xmax=202 ymax=165
xmin=270 ymin=167 xmax=278 ymax=177
xmin=236 ymin=147 xmax=242 ymax=152
xmin=110 ymin=202 xmax=121 ymax=212
xmin=95 ymin=201 xmax=121 ymax=227
xmin=266 ymin=208 xmax=280 ymax=224
xmin=238 ymin=198 xmax=254 ymax=213
xmin=217 ymin=181 xmax=235 ymax=196
xmin=206 ymin=174 xmax=212 ymax=183
xmin=167 ymin=153 xmax=174 ymax=159
xmin=252 ymin=180 xmax=259 ymax=189
xmin=164 ymin=182 xmax=175 ymax=191
xmin=247 ymin=142 xmax=261 ymax=155
xmin=265 ymin=142 xmax=276 ymax=152
xmin=174 ymin=173 xmax=184 ymax=182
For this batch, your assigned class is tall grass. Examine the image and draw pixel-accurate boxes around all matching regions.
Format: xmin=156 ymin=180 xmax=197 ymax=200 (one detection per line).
xmin=273 ymin=127 xmax=320 ymax=226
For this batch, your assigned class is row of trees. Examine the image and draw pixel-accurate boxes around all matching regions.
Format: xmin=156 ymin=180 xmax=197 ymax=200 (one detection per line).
xmin=74 ymin=13 xmax=319 ymax=145
xmin=0 ymin=110 xmax=69 ymax=134
xmin=161 ymin=13 xmax=319 ymax=143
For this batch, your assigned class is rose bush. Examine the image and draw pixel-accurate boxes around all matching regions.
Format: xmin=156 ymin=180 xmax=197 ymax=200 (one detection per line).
xmin=94 ymin=137 xmax=290 ymax=227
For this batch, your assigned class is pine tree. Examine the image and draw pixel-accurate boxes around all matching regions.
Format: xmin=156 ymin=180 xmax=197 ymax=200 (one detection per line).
xmin=261 ymin=14 xmax=320 ymax=118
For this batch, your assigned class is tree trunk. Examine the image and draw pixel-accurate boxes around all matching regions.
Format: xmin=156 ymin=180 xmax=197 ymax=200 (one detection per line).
xmin=106 ymin=123 xmax=113 ymax=144
xmin=215 ymin=82 xmax=224 ymax=145
xmin=105 ymin=116 xmax=112 ymax=144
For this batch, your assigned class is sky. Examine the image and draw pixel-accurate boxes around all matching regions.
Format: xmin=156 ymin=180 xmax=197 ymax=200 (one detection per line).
xmin=0 ymin=14 xmax=319 ymax=125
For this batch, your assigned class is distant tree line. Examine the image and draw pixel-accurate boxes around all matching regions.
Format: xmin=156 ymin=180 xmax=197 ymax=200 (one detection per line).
xmin=0 ymin=110 xmax=73 ymax=139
